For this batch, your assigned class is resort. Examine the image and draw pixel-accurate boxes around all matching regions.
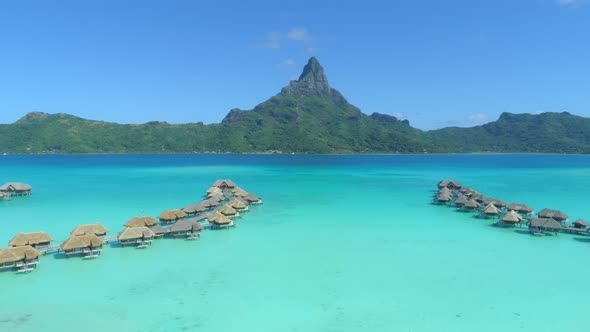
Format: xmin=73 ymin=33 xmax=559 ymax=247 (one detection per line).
xmin=0 ymin=182 xmax=32 ymax=196
xmin=0 ymin=179 xmax=262 ymax=274
xmin=433 ymin=179 xmax=589 ymax=238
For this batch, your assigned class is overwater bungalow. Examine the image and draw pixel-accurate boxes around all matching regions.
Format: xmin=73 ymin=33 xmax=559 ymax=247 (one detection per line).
xmin=243 ymin=193 xmax=262 ymax=204
xmin=149 ymin=224 xmax=169 ymax=238
xmin=207 ymin=211 xmax=235 ymax=229
xmin=118 ymin=227 xmax=156 ymax=248
xmin=501 ymin=210 xmax=524 ymax=226
xmin=537 ymin=208 xmax=569 ymax=222
xmin=229 ymin=199 xmax=248 ymax=211
xmin=472 ymin=194 xmax=486 ymax=204
xmin=462 ymin=199 xmax=480 ymax=211
xmin=232 ymin=186 xmax=249 ymax=197
xmin=158 ymin=209 xmax=188 ymax=223
xmin=0 ymin=182 xmax=32 ymax=196
xmin=209 ymin=194 xmax=226 ymax=202
xmin=206 ymin=197 xmax=222 ymax=208
xmin=218 ymin=204 xmax=239 ymax=217
xmin=207 ymin=187 xmax=223 ymax=198
xmin=437 ymin=180 xmax=462 ymax=190
xmin=169 ymin=220 xmax=203 ymax=240
xmin=0 ymin=245 xmax=41 ymax=273
xmin=60 ymin=234 xmax=104 ymax=259
xmin=482 ymin=203 xmax=501 ymax=218
xmin=71 ymin=222 xmax=109 ymax=238
xmin=482 ymin=198 xmax=507 ymax=209
xmin=125 ymin=216 xmax=158 ymax=228
xmin=454 ymin=195 xmax=468 ymax=207
xmin=506 ymin=203 xmax=534 ymax=215
xmin=183 ymin=202 xmax=209 ymax=215
xmin=436 ymin=193 xmax=452 ymax=204
xmin=573 ymin=219 xmax=589 ymax=229
xmin=213 ymin=179 xmax=236 ymax=189
xmin=8 ymin=232 xmax=53 ymax=252
xmin=528 ymin=218 xmax=563 ymax=235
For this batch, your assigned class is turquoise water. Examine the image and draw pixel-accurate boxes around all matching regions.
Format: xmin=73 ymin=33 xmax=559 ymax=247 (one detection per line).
xmin=1 ymin=154 xmax=589 ymax=332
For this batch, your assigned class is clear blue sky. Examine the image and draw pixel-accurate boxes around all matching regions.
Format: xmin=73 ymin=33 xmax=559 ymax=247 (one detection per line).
xmin=1 ymin=0 xmax=589 ymax=130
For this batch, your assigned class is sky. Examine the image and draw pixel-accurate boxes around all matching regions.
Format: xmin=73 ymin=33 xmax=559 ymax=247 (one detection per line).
xmin=0 ymin=0 xmax=589 ymax=130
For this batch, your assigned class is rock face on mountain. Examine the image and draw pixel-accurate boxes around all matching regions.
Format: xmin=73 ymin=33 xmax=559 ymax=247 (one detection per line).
xmin=1 ymin=57 xmax=589 ymax=154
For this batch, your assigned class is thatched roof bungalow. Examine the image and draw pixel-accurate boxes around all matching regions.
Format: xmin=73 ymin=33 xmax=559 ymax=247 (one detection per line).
xmin=125 ymin=216 xmax=158 ymax=228
xmin=71 ymin=223 xmax=109 ymax=237
xmin=9 ymin=232 xmax=53 ymax=251
xmin=436 ymin=193 xmax=452 ymax=203
xmin=454 ymin=195 xmax=468 ymax=207
xmin=437 ymin=180 xmax=462 ymax=190
xmin=472 ymin=194 xmax=486 ymax=203
xmin=206 ymin=197 xmax=222 ymax=207
xmin=482 ymin=203 xmax=501 ymax=216
xmin=228 ymin=199 xmax=248 ymax=210
xmin=528 ymin=218 xmax=563 ymax=232
xmin=218 ymin=204 xmax=239 ymax=217
xmin=118 ymin=227 xmax=156 ymax=247
xmin=231 ymin=187 xmax=249 ymax=197
xmin=573 ymin=219 xmax=589 ymax=229
xmin=538 ymin=208 xmax=569 ymax=222
xmin=0 ymin=245 xmax=41 ymax=272
xmin=483 ymin=198 xmax=507 ymax=208
xmin=60 ymin=234 xmax=104 ymax=258
xmin=207 ymin=187 xmax=222 ymax=198
xmin=0 ymin=182 xmax=32 ymax=195
xmin=243 ymin=193 xmax=262 ymax=204
xmin=158 ymin=209 xmax=188 ymax=223
xmin=149 ymin=224 xmax=169 ymax=237
xmin=207 ymin=211 xmax=234 ymax=228
xmin=169 ymin=220 xmax=203 ymax=239
xmin=462 ymin=200 xmax=480 ymax=210
xmin=502 ymin=210 xmax=524 ymax=225
xmin=183 ymin=202 xmax=209 ymax=215
xmin=506 ymin=203 xmax=534 ymax=215
xmin=213 ymin=179 xmax=236 ymax=189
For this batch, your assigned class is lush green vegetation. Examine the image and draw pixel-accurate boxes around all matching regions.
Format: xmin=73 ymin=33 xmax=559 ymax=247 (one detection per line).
xmin=1 ymin=58 xmax=589 ymax=154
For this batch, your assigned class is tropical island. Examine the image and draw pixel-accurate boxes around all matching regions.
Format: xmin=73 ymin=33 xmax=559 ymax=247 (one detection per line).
xmin=2 ymin=57 xmax=590 ymax=154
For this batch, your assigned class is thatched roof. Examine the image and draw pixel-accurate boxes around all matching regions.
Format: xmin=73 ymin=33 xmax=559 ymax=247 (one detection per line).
xmin=118 ymin=227 xmax=156 ymax=241
xmin=125 ymin=216 xmax=158 ymax=228
xmin=149 ymin=224 xmax=170 ymax=235
xmin=183 ymin=202 xmax=209 ymax=214
xmin=9 ymin=232 xmax=53 ymax=247
xmin=0 ymin=182 xmax=32 ymax=192
xmin=437 ymin=180 xmax=462 ymax=189
xmin=207 ymin=211 xmax=232 ymax=225
xmin=60 ymin=234 xmax=103 ymax=251
xmin=229 ymin=199 xmax=248 ymax=210
xmin=218 ymin=204 xmax=238 ymax=216
xmin=170 ymin=220 xmax=203 ymax=233
xmin=71 ymin=222 xmax=109 ymax=236
xmin=472 ymin=194 xmax=486 ymax=203
xmin=206 ymin=186 xmax=222 ymax=194
xmin=213 ymin=179 xmax=236 ymax=189
xmin=206 ymin=198 xmax=221 ymax=207
xmin=207 ymin=187 xmax=222 ymax=197
xmin=243 ymin=193 xmax=261 ymax=203
xmin=0 ymin=245 xmax=41 ymax=264
xmin=502 ymin=210 xmax=523 ymax=224
xmin=529 ymin=218 xmax=562 ymax=230
xmin=231 ymin=187 xmax=249 ymax=197
xmin=483 ymin=203 xmax=501 ymax=215
xmin=158 ymin=209 xmax=188 ymax=222
xmin=209 ymin=194 xmax=226 ymax=202
xmin=573 ymin=219 xmax=589 ymax=229
xmin=483 ymin=198 xmax=507 ymax=208
xmin=454 ymin=195 xmax=468 ymax=206
xmin=538 ymin=208 xmax=569 ymax=221
xmin=506 ymin=203 xmax=534 ymax=214
xmin=436 ymin=194 xmax=452 ymax=202
xmin=463 ymin=200 xmax=480 ymax=209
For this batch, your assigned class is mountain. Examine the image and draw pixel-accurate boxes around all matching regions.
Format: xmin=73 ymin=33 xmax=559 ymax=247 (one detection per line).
xmin=0 ymin=57 xmax=589 ymax=154
xmin=428 ymin=112 xmax=590 ymax=153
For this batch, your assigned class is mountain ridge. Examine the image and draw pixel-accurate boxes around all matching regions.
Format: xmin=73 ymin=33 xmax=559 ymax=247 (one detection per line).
xmin=1 ymin=58 xmax=589 ymax=154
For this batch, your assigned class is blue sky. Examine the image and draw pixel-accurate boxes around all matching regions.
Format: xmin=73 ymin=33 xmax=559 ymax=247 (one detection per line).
xmin=0 ymin=0 xmax=589 ymax=130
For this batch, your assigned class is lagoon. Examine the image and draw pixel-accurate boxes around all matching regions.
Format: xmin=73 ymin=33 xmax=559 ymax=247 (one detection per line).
xmin=1 ymin=154 xmax=589 ymax=332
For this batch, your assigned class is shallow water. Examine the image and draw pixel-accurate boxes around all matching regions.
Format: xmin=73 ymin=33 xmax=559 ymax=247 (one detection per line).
xmin=1 ymin=154 xmax=589 ymax=332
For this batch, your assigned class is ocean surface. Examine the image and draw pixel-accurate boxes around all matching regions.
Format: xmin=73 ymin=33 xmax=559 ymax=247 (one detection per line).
xmin=1 ymin=154 xmax=589 ymax=332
